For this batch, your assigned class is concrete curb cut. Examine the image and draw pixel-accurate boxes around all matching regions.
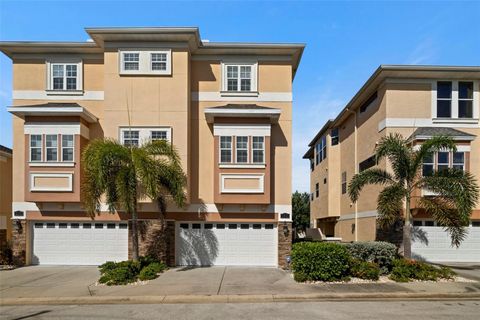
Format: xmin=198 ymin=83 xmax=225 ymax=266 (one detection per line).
xmin=2 ymin=292 xmax=480 ymax=305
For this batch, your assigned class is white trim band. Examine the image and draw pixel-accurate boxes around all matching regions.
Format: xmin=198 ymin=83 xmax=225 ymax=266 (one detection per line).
xmin=13 ymin=90 xmax=104 ymax=101
xmin=213 ymin=124 xmax=271 ymax=136
xmin=192 ymin=91 xmax=292 ymax=102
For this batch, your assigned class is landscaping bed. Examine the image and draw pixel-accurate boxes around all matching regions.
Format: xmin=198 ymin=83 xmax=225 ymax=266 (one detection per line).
xmin=97 ymin=256 xmax=167 ymax=286
xmin=291 ymin=241 xmax=468 ymax=283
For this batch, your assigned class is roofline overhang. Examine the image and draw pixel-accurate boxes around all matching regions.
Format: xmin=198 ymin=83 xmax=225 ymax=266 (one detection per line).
xmin=411 ymin=135 xmax=476 ymax=142
xmin=8 ymin=106 xmax=98 ymax=123
xmin=204 ymin=107 xmax=281 ymax=123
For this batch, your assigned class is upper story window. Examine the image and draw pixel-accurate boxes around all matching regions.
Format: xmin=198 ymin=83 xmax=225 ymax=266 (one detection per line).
xmin=46 ymin=59 xmax=82 ymax=92
xmin=120 ymin=127 xmax=172 ymax=146
xmin=341 ymin=171 xmax=347 ymax=194
xmin=62 ymin=135 xmax=74 ymax=162
xmin=252 ymin=136 xmax=265 ymax=163
xmin=315 ymin=136 xmax=327 ymax=165
xmin=359 ymin=155 xmax=376 ymax=172
xmin=331 ymin=128 xmax=339 ymax=146
xmin=45 ymin=135 xmax=58 ymax=161
xmin=236 ymin=136 xmax=248 ymax=163
xmin=422 ymin=151 xmax=465 ymax=177
xmin=119 ymin=49 xmax=171 ymax=75
xmin=315 ymin=183 xmax=319 ymax=198
xmin=30 ymin=135 xmax=42 ymax=162
xmin=221 ymin=62 xmax=258 ymax=93
xmin=435 ymin=80 xmax=477 ymax=120
xmin=220 ymin=136 xmax=232 ymax=163
xmin=123 ymin=53 xmax=140 ymax=70
xmin=359 ymin=91 xmax=378 ymax=113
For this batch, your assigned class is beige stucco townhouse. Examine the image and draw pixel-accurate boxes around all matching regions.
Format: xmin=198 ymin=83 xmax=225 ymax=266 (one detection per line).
xmin=0 ymin=27 xmax=304 ymax=268
xmin=304 ymin=65 xmax=480 ymax=262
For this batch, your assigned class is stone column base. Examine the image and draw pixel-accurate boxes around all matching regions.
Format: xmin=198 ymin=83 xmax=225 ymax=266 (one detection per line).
xmin=11 ymin=219 xmax=26 ymax=266
xmin=278 ymin=221 xmax=292 ymax=269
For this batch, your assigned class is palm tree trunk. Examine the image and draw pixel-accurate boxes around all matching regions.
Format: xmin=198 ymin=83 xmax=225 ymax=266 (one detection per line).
xmin=131 ymin=207 xmax=139 ymax=261
xmin=403 ymin=195 xmax=412 ymax=259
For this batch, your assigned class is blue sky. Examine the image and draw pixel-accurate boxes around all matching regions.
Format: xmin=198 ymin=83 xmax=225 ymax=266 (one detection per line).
xmin=1 ymin=0 xmax=479 ymax=192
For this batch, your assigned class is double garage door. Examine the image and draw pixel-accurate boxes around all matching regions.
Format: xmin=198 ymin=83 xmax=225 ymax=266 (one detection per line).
xmin=31 ymin=221 xmax=128 ymax=265
xmin=176 ymin=222 xmax=278 ymax=266
xmin=412 ymin=225 xmax=480 ymax=262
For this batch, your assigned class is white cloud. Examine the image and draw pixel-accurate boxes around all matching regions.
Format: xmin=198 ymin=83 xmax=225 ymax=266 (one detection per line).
xmin=405 ymin=38 xmax=437 ymax=65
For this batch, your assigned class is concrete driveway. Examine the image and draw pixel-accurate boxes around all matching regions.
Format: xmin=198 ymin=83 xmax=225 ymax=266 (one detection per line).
xmin=440 ymin=263 xmax=480 ymax=282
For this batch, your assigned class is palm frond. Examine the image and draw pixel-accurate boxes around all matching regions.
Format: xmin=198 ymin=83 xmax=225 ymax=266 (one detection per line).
xmin=375 ymin=133 xmax=413 ymax=182
xmin=411 ymin=135 xmax=456 ymax=176
xmin=348 ymin=168 xmax=395 ymax=202
xmin=377 ymin=183 xmax=406 ymax=229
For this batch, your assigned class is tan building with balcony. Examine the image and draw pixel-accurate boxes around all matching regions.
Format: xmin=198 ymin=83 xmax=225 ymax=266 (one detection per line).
xmin=1 ymin=27 xmax=304 ymax=267
xmin=0 ymin=145 xmax=13 ymax=248
xmin=304 ymin=65 xmax=480 ymax=262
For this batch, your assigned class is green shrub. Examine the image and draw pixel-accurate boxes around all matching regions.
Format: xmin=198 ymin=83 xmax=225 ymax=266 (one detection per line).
xmin=291 ymin=242 xmax=351 ymax=282
xmin=138 ymin=262 xmax=167 ymax=281
xmin=344 ymin=241 xmax=397 ymax=274
xmin=350 ymin=259 xmax=380 ymax=280
xmin=389 ymin=259 xmax=455 ymax=282
xmin=99 ymin=265 xmax=138 ymax=285
xmin=0 ymin=241 xmax=13 ymax=265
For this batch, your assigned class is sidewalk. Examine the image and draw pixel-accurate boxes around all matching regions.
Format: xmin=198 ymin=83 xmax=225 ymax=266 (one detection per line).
xmin=1 ymin=266 xmax=480 ymax=305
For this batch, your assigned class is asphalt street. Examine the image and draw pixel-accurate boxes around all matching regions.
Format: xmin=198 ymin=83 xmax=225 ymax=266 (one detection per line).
xmin=1 ymin=300 xmax=479 ymax=320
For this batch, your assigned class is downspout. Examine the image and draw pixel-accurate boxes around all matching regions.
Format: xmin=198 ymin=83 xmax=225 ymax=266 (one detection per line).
xmin=346 ymin=107 xmax=358 ymax=241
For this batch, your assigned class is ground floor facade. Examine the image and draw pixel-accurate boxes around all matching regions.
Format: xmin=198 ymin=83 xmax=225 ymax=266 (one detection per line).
xmin=10 ymin=207 xmax=292 ymax=269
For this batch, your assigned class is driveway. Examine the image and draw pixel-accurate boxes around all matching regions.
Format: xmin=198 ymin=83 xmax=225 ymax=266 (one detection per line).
xmin=440 ymin=263 xmax=480 ymax=282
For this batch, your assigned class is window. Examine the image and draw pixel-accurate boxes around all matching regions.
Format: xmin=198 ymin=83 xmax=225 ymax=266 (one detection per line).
xmin=241 ymin=224 xmax=249 ymax=229
xmin=223 ymin=63 xmax=256 ymax=92
xmin=107 ymin=223 xmax=116 ymax=229
xmin=192 ymin=224 xmax=201 ymax=229
xmin=119 ymin=224 xmax=128 ymax=229
xmin=359 ymin=92 xmax=378 ymax=113
xmin=95 ymin=223 xmax=104 ymax=229
xmin=46 ymin=223 xmax=55 ymax=228
xmin=310 ymin=159 xmax=314 ymax=171
xmin=424 ymin=220 xmax=435 ymax=227
xmin=265 ymin=224 xmax=274 ymax=229
xmin=459 ymin=82 xmax=473 ymax=118
xmin=51 ymin=64 xmax=78 ymax=90
xmin=122 ymin=130 xmax=139 ymax=147
xmin=59 ymin=223 xmax=67 ymax=229
xmin=228 ymin=224 xmax=237 ymax=229
xmin=310 ymin=193 xmax=314 ymax=201
xmin=34 ymin=223 xmax=43 ymax=228
xmin=180 ymin=223 xmax=188 ymax=229
xmin=216 ymin=224 xmax=225 ymax=229
xmin=315 ymin=136 xmax=327 ymax=165
xmin=151 ymin=131 xmax=167 ymax=141
xmin=71 ymin=223 xmax=80 ymax=229
xmin=359 ymin=155 xmax=376 ymax=172
xmin=437 ymin=152 xmax=450 ymax=172
xmin=123 ymin=53 xmax=139 ymax=71
xmin=331 ymin=128 xmax=339 ymax=146
xmin=220 ymin=136 xmax=232 ymax=163
xmin=62 ymin=135 xmax=74 ymax=162
xmin=341 ymin=172 xmax=347 ymax=194
xmin=422 ymin=153 xmax=434 ymax=176
xmin=30 ymin=135 xmax=42 ymax=162
xmin=453 ymin=152 xmax=465 ymax=171
xmin=83 ymin=223 xmax=92 ymax=229
xmin=204 ymin=224 xmax=213 ymax=229
xmin=151 ymin=53 xmax=167 ymax=71
xmin=437 ymin=81 xmax=452 ymax=118
xmin=472 ymin=221 xmax=480 ymax=227
xmin=252 ymin=136 xmax=264 ymax=163
xmin=236 ymin=136 xmax=248 ymax=163
xmin=413 ymin=220 xmax=423 ymax=227
xmin=315 ymin=183 xmax=319 ymax=198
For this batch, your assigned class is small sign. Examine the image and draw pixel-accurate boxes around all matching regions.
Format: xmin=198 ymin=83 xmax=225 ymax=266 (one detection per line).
xmin=280 ymin=213 xmax=290 ymax=219
xmin=14 ymin=210 xmax=24 ymax=217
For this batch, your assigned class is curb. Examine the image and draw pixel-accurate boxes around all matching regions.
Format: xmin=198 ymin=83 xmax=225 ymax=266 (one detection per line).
xmin=2 ymin=292 xmax=480 ymax=305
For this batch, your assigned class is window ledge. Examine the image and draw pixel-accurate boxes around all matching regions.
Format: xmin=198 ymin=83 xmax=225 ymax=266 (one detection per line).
xmin=219 ymin=163 xmax=266 ymax=169
xmin=432 ymin=118 xmax=479 ymax=124
xmin=46 ymin=90 xmax=84 ymax=96
xmin=220 ymin=91 xmax=259 ymax=97
xmin=29 ymin=162 xmax=75 ymax=167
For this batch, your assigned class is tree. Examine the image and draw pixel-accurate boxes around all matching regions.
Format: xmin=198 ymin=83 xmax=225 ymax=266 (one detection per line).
xmin=292 ymin=191 xmax=310 ymax=233
xmin=82 ymin=138 xmax=187 ymax=261
xmin=348 ymin=133 xmax=479 ymax=259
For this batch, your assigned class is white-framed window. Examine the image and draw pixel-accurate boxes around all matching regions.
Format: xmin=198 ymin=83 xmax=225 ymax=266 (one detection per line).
xmin=47 ymin=61 xmax=82 ymax=91
xmin=236 ymin=136 xmax=248 ymax=163
xmin=252 ymin=136 xmax=265 ymax=163
xmin=122 ymin=130 xmax=140 ymax=147
xmin=30 ymin=134 xmax=42 ymax=162
xmin=151 ymin=130 xmax=168 ymax=141
xmin=120 ymin=127 xmax=172 ymax=146
xmin=422 ymin=153 xmax=434 ymax=176
xmin=123 ymin=52 xmax=140 ymax=71
xmin=119 ymin=49 xmax=171 ymax=75
xmin=422 ymin=151 xmax=466 ymax=177
xmin=220 ymin=136 xmax=232 ymax=163
xmin=151 ymin=53 xmax=167 ymax=71
xmin=221 ymin=62 xmax=257 ymax=93
xmin=437 ymin=151 xmax=450 ymax=172
xmin=45 ymin=134 xmax=58 ymax=162
xmin=434 ymin=80 xmax=478 ymax=120
xmin=452 ymin=151 xmax=465 ymax=171
xmin=62 ymin=135 xmax=74 ymax=162
xmin=315 ymin=136 xmax=327 ymax=165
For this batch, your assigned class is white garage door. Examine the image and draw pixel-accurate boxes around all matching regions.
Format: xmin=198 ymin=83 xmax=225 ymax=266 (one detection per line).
xmin=32 ymin=221 xmax=128 ymax=265
xmin=412 ymin=223 xmax=480 ymax=262
xmin=176 ymin=222 xmax=277 ymax=266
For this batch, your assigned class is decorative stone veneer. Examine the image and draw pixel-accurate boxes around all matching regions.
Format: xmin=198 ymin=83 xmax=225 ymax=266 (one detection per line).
xmin=128 ymin=219 xmax=175 ymax=266
xmin=11 ymin=219 xmax=26 ymax=266
xmin=278 ymin=221 xmax=292 ymax=269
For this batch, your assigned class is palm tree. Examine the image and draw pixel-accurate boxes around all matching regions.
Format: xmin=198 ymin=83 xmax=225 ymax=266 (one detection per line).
xmin=348 ymin=133 xmax=479 ymax=259
xmin=82 ymin=138 xmax=187 ymax=261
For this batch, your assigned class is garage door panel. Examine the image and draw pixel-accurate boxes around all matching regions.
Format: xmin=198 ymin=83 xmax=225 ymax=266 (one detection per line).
xmin=412 ymin=226 xmax=480 ymax=262
xmin=176 ymin=222 xmax=277 ymax=267
xmin=32 ymin=221 xmax=128 ymax=265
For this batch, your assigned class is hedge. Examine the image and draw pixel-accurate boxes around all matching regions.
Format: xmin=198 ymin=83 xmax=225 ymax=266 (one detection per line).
xmin=344 ymin=241 xmax=397 ymax=274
